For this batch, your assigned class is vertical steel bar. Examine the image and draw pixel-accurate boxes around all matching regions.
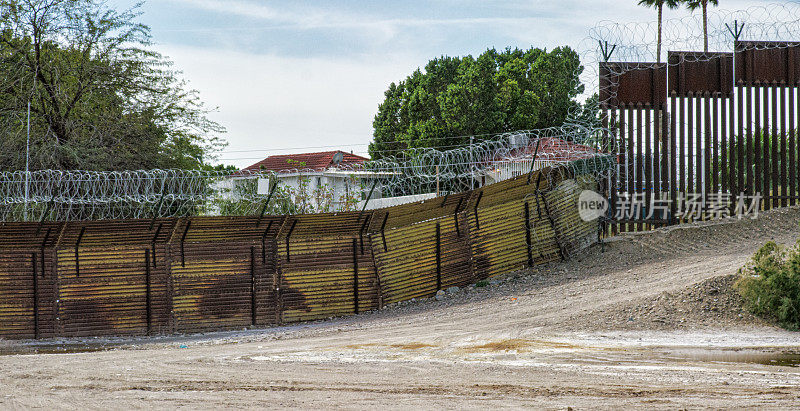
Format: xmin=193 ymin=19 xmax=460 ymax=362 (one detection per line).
xmin=645 ymin=106 xmax=652 ymax=229
xmin=453 ymin=199 xmax=462 ymax=238
xmin=285 ymin=219 xmax=297 ymax=262
xmin=790 ymin=86 xmax=797 ymax=205
xmin=661 ymin=101 xmax=669 ymax=223
xmin=653 ymin=105 xmax=662 ymax=224
xmin=684 ymin=93 xmax=693 ymax=222
xmin=772 ymin=83 xmax=779 ymax=208
xmin=627 ymin=105 xmax=635 ymax=231
xmin=151 ymin=223 xmax=162 ymax=269
xmin=261 ymin=220 xmax=273 ymax=264
xmin=600 ymin=107 xmax=609 ymax=225
xmin=359 ymin=215 xmax=371 ymax=254
xmin=687 ymin=93 xmax=694 ymax=214
xmin=180 ymin=220 xmax=191 ymax=268
xmin=696 ymin=93 xmax=703 ymax=213
xmin=670 ymin=93 xmax=678 ymax=225
xmin=473 ymin=191 xmax=483 ymax=230
xmin=729 ymin=89 xmax=737 ymax=214
xmin=352 ymin=238 xmax=359 ymax=314
xmin=435 ymin=222 xmax=441 ymax=291
xmin=754 ymin=85 xmax=762 ymax=204
xmin=618 ymin=107 xmax=627 ymax=232
xmin=609 ymin=109 xmax=618 ymax=235
xmin=720 ymin=95 xmax=727 ymax=198
xmin=32 ymin=252 xmax=39 ymax=339
xmin=380 ymin=213 xmax=389 ymax=252
xmin=780 ymin=82 xmax=788 ymax=207
xmin=40 ymin=227 xmax=50 ymax=278
xmin=637 ymin=103 xmax=644 ymax=230
xmin=740 ymin=84 xmax=748 ymax=200
xmin=707 ymin=93 xmax=714 ymax=203
xmin=762 ymin=84 xmax=770 ymax=210
xmin=75 ymin=226 xmax=85 ymax=277
xmin=541 ymin=193 xmax=566 ymax=261
xmin=145 ymin=249 xmax=152 ymax=335
xmin=250 ymin=246 xmax=257 ymax=326
xmin=524 ymin=202 xmax=533 ymax=267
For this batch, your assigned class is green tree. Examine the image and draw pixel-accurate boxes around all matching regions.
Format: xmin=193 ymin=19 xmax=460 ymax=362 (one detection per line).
xmin=0 ymin=0 xmax=225 ymax=171
xmin=369 ymin=47 xmax=585 ymax=159
xmin=638 ymin=0 xmax=681 ymax=63
xmin=684 ymin=0 xmax=719 ymax=53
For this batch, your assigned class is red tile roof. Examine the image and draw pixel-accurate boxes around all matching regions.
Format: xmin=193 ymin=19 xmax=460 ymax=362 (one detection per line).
xmin=243 ymin=150 xmax=369 ymax=173
xmin=499 ymin=137 xmax=598 ymax=162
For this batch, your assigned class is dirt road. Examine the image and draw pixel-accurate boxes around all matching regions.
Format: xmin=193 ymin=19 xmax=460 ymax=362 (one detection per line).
xmin=2 ymin=208 xmax=800 ymax=409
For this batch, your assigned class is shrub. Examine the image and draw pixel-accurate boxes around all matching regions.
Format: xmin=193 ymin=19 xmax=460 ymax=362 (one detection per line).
xmin=735 ymin=241 xmax=800 ymax=330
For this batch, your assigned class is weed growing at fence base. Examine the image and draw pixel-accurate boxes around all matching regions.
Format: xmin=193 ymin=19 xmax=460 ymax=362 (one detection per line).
xmin=735 ymin=239 xmax=800 ymax=330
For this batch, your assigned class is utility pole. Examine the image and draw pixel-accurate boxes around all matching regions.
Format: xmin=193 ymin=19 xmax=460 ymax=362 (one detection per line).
xmin=24 ymin=100 xmax=31 ymax=220
xmin=24 ymin=63 xmax=39 ymax=221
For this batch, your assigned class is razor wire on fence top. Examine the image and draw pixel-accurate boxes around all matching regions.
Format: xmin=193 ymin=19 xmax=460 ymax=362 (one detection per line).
xmin=582 ymin=2 xmax=800 ymax=112
xmin=0 ymin=124 xmax=616 ymax=222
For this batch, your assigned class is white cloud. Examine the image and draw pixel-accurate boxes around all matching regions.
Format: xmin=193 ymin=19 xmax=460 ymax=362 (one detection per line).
xmin=159 ymin=44 xmax=424 ymax=167
xmin=169 ymin=0 xmax=561 ymax=31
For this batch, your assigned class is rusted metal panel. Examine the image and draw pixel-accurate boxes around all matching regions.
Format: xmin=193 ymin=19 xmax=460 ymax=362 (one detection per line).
xmin=170 ymin=242 xmax=259 ymax=332
xmin=735 ymin=41 xmax=800 ymax=85
xmin=56 ymin=245 xmax=168 ymax=337
xmin=545 ymin=179 xmax=598 ymax=258
xmin=600 ymin=62 xmax=667 ymax=109
xmin=50 ymin=220 xmax=176 ymax=337
xmin=668 ymin=51 xmax=734 ymax=96
xmin=368 ymin=193 xmax=474 ymax=305
xmin=0 ymin=248 xmax=57 ymax=339
xmin=277 ymin=213 xmax=380 ymax=323
xmin=0 ymin=223 xmax=63 ymax=339
xmin=170 ymin=216 xmax=282 ymax=333
xmin=0 ymin=173 xmax=602 ymax=339
xmin=437 ymin=213 xmax=475 ymax=290
xmin=466 ymin=172 xmax=561 ymax=279
xmin=469 ymin=196 xmax=560 ymax=280
xmin=371 ymin=219 xmax=438 ymax=305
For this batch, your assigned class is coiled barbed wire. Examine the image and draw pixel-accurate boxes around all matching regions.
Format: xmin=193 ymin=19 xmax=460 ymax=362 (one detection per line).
xmin=0 ymin=124 xmax=616 ymax=222
xmin=581 ymin=2 xmax=800 ymax=112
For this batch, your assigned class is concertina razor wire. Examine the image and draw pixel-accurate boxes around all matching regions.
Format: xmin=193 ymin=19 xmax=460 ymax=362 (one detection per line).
xmin=0 ymin=124 xmax=616 ymax=222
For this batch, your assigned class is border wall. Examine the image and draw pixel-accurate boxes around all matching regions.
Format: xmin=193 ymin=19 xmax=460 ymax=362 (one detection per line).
xmin=0 ymin=167 xmax=598 ymax=340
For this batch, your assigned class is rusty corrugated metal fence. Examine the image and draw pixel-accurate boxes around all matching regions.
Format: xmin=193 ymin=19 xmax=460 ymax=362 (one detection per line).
xmin=0 ymin=168 xmax=597 ymax=339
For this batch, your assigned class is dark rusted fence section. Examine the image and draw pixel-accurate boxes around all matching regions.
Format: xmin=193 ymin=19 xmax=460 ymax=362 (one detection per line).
xmin=0 ymin=222 xmax=60 ymax=339
xmin=369 ymin=191 xmax=474 ymax=305
xmin=0 ymin=168 xmax=597 ymax=340
xmin=600 ymin=42 xmax=800 ymax=233
xmin=276 ymin=212 xmax=380 ymax=323
xmin=54 ymin=220 xmax=176 ymax=337
xmin=169 ymin=216 xmax=281 ymax=333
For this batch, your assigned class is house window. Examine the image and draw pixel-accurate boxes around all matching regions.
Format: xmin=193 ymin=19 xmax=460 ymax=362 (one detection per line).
xmin=315 ymin=177 xmax=322 ymax=187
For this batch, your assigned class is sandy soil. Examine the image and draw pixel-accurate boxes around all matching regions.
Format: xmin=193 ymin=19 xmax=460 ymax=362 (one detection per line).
xmin=2 ymin=208 xmax=800 ymax=409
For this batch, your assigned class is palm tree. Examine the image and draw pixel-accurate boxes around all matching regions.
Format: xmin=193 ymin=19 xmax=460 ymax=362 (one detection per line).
xmin=638 ymin=0 xmax=680 ymax=63
xmin=684 ymin=0 xmax=719 ymax=53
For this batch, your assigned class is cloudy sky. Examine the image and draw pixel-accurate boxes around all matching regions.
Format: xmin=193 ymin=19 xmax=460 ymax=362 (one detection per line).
xmin=108 ymin=0 xmax=766 ymax=168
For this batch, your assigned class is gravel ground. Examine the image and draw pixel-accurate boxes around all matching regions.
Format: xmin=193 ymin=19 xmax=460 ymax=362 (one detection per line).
xmin=2 ymin=207 xmax=800 ymax=409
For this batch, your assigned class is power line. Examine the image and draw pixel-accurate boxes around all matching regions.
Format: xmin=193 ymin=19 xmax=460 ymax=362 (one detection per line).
xmin=217 ymin=132 xmax=516 ymax=155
